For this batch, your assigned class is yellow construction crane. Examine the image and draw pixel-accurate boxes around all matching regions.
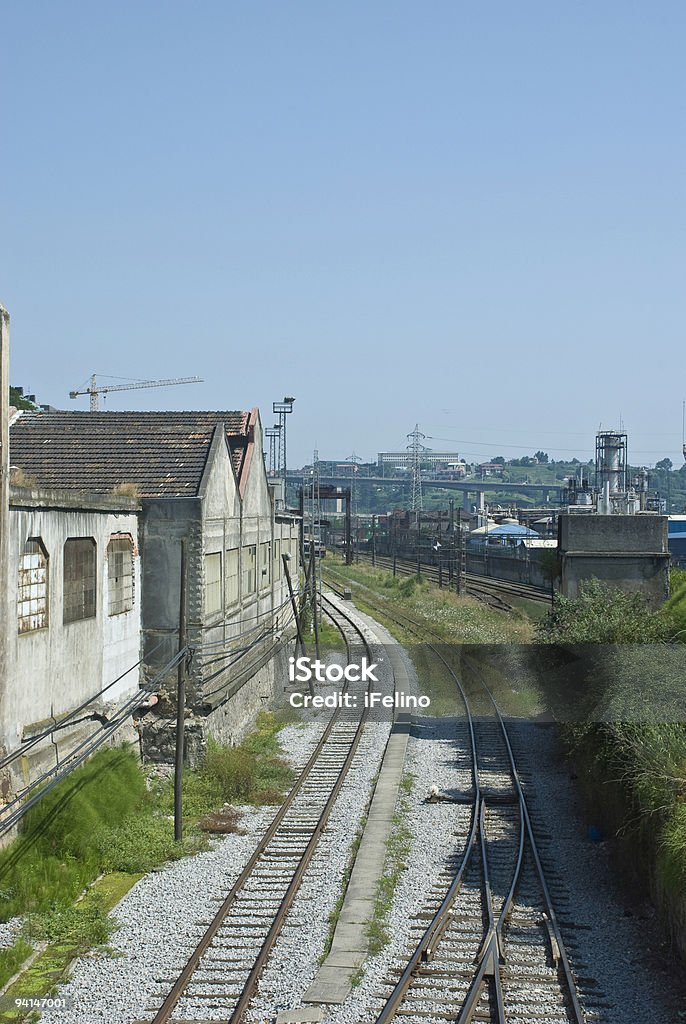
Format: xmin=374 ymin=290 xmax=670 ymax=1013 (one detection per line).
xmin=69 ymin=373 xmax=203 ymax=411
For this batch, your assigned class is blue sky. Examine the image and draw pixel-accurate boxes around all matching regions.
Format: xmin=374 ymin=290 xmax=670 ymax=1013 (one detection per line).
xmin=2 ymin=2 xmax=685 ymax=468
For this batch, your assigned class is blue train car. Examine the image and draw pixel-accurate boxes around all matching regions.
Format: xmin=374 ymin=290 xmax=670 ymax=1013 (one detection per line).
xmin=668 ymin=516 xmax=686 ymax=565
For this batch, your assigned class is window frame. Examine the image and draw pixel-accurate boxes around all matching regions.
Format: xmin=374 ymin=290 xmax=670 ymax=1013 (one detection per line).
xmin=18 ymin=537 xmax=49 ymax=634
xmin=242 ymin=544 xmax=257 ymax=598
xmin=225 ymin=547 xmax=239 ymax=607
xmin=63 ymin=537 xmax=97 ymax=624
xmin=204 ymin=551 xmax=223 ymax=616
xmin=107 ymin=535 xmax=135 ymax=616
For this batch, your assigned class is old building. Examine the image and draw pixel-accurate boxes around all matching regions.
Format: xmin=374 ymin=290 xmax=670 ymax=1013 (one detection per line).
xmin=2 ymin=482 xmax=142 ymax=789
xmin=9 ymin=409 xmax=300 ymax=761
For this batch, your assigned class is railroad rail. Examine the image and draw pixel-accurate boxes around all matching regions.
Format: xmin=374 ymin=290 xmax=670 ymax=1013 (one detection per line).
xmin=142 ymin=593 xmax=382 ymax=1024
xmin=322 ymin=570 xmax=589 ymax=1023
xmin=357 ymin=551 xmax=552 ymax=609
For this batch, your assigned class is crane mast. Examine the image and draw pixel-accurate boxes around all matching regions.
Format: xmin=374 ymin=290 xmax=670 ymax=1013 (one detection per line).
xmin=69 ymin=373 xmax=203 ymax=411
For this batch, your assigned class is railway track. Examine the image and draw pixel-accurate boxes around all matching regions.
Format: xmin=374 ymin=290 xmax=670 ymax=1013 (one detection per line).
xmin=141 ymin=593 xmax=384 ymax=1024
xmin=321 ymin=571 xmax=593 ymax=1023
xmin=356 ymin=552 xmax=551 ymax=609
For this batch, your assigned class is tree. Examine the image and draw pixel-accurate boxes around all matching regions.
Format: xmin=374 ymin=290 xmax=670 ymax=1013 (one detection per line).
xmin=656 ymin=457 xmax=673 ymax=472
xmin=534 ymin=450 xmax=549 ymax=464
xmin=490 ymin=456 xmax=506 ymax=465
xmin=9 ymin=386 xmax=38 ymax=411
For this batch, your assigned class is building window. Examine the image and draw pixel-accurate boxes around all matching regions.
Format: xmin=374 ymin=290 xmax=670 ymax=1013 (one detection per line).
xmin=273 ymin=539 xmax=281 ymax=581
xmin=63 ymin=538 xmax=97 ymax=623
xmin=204 ymin=552 xmax=222 ymax=615
xmin=225 ymin=548 xmax=239 ymax=606
xmin=18 ymin=538 xmax=48 ymax=634
xmin=260 ymin=541 xmax=271 ymax=588
xmin=107 ymin=536 xmax=134 ymax=615
xmin=242 ymin=544 xmax=256 ymax=597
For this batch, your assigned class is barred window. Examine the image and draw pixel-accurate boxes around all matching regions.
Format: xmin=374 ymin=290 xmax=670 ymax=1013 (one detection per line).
xmin=63 ymin=538 xmax=97 ymax=623
xmin=18 ymin=538 xmax=48 ymax=634
xmin=242 ymin=544 xmax=256 ymax=596
xmin=108 ymin=536 xmax=134 ymax=615
xmin=273 ymin=539 xmax=281 ymax=581
xmin=225 ymin=548 xmax=239 ymax=606
xmin=204 ymin=552 xmax=222 ymax=615
xmin=260 ymin=541 xmax=271 ymax=588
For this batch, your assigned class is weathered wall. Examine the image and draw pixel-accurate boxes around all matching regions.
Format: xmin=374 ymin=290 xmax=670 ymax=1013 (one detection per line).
xmin=559 ymin=514 xmax=669 ymax=608
xmin=139 ymin=415 xmax=301 ymax=759
xmin=139 ymin=496 xmax=202 ymax=698
xmin=3 ymin=488 xmax=141 ymax=789
xmin=466 ymin=548 xmax=549 ymax=589
xmin=141 ymin=643 xmax=292 ymax=765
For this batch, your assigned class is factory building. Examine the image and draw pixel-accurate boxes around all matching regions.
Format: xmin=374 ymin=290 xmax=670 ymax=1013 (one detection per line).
xmin=558 ymin=429 xmax=669 ymax=607
xmin=7 ymin=408 xmax=300 ymax=766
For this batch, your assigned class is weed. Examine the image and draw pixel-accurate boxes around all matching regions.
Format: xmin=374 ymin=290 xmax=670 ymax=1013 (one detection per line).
xmin=0 ymin=938 xmax=33 ymax=990
xmin=22 ymin=894 xmax=116 ymax=954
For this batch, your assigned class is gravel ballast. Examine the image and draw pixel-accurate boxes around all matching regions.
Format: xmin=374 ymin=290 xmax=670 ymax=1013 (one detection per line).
xmin=25 ymin=602 xmax=686 ymax=1023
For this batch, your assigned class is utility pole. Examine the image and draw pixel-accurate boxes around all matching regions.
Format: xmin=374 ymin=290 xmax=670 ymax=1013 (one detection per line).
xmin=457 ymin=524 xmax=467 ymax=596
xmin=308 ymin=449 xmax=321 ymax=662
xmin=272 ymin=397 xmax=295 ymax=506
xmin=265 ymin=424 xmax=281 ymax=477
xmin=371 ymin=515 xmax=376 ymax=566
xmin=416 ymin=511 xmax=421 ymax=578
xmin=174 ymin=539 xmax=188 ymax=842
xmin=448 ymin=499 xmax=455 ymax=587
xmin=282 ymin=553 xmax=313 ymax=695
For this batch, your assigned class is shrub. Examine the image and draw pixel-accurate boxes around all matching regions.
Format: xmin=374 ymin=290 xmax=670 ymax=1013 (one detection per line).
xmin=536 ymin=578 xmax=670 ymax=644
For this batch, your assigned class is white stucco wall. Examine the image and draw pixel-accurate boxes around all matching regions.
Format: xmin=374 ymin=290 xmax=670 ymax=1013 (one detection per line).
xmin=4 ymin=494 xmax=141 ymax=753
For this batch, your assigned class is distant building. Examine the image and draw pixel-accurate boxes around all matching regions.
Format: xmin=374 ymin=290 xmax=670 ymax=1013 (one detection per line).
xmin=378 ymin=450 xmax=460 ymax=473
xmin=479 ymin=463 xmax=504 ymax=478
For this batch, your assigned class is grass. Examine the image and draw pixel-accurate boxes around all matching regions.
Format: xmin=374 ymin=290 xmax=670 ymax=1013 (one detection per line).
xmin=0 ymin=746 xmax=162 ymax=921
xmin=0 ymin=713 xmax=295 ymax=1009
xmin=0 ymin=875 xmax=136 ymax=1024
xmin=0 ymin=939 xmax=32 ymax=991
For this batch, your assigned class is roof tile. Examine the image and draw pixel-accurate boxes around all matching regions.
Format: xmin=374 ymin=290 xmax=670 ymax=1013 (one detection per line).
xmin=10 ymin=411 xmax=250 ymax=498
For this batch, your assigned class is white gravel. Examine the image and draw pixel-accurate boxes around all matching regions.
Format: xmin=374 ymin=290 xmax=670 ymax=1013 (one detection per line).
xmin=508 ymin=720 xmax=686 ymax=1024
xmin=0 ymin=917 xmax=22 ymax=951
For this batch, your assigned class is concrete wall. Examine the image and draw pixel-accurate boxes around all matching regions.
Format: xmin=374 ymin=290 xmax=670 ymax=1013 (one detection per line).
xmin=2 ymin=488 xmax=141 ymax=790
xmin=139 ymin=418 xmax=301 ymax=761
xmin=141 ymin=644 xmax=293 ymax=765
xmin=559 ymin=513 xmax=669 ymax=608
xmin=466 ymin=548 xmax=550 ymax=589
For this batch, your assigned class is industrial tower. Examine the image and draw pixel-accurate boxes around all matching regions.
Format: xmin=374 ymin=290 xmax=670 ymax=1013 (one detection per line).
xmin=407 ymin=424 xmax=426 ymax=512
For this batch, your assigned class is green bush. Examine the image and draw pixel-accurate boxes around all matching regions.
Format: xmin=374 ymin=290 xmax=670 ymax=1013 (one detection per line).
xmin=536 ymin=578 xmax=669 ymax=644
xmin=0 ymin=747 xmax=150 ymax=920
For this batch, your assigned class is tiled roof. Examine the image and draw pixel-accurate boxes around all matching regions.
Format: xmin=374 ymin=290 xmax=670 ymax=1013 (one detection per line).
xmin=9 ymin=411 xmax=251 ymax=498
